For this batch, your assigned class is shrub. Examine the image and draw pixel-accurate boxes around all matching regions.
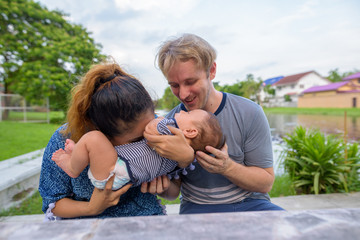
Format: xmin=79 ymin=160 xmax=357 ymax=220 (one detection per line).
xmin=281 ymin=126 xmax=360 ymax=194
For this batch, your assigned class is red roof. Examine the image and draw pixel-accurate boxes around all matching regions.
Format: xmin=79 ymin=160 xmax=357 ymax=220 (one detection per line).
xmin=273 ymin=71 xmax=316 ymax=86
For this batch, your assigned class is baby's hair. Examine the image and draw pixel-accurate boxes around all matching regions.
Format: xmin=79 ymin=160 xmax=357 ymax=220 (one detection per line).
xmin=190 ymin=111 xmax=225 ymax=152
xmin=64 ymin=60 xmax=154 ymax=142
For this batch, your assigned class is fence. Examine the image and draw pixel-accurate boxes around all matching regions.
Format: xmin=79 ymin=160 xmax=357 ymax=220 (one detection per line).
xmin=0 ymin=93 xmax=49 ymax=123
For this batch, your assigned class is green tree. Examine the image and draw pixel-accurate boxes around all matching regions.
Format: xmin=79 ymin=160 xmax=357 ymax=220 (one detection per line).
xmin=284 ymin=94 xmax=292 ymax=102
xmin=264 ymin=84 xmax=275 ymax=96
xmin=327 ymin=68 xmax=359 ymax=82
xmin=217 ymin=74 xmax=262 ymax=102
xmin=158 ymin=86 xmax=180 ymax=110
xmin=0 ymin=0 xmax=105 ymax=112
xmin=327 ymin=69 xmax=344 ymax=82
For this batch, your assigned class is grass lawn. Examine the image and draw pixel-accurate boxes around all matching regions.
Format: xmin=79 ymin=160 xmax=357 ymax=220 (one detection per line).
xmin=0 ymin=111 xmax=64 ymax=161
xmin=0 ymin=121 xmax=62 ymax=161
xmin=0 ymin=191 xmax=43 ymax=217
xmin=263 ymin=107 xmax=360 ymax=117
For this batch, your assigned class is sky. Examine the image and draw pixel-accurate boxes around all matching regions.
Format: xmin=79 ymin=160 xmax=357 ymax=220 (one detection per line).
xmin=37 ymin=0 xmax=360 ymax=99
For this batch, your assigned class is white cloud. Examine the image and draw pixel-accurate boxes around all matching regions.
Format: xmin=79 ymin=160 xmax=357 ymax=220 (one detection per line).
xmin=37 ymin=0 xmax=360 ymax=97
xmin=114 ymin=0 xmax=198 ymax=17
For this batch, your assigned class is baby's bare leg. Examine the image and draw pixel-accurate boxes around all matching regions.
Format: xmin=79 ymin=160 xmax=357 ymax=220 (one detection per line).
xmin=52 ymin=131 xmax=117 ymax=180
xmin=81 ymin=131 xmax=118 ymax=180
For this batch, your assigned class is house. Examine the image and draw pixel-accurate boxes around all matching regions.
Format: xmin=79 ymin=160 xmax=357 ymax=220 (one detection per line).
xmin=259 ymin=76 xmax=283 ymax=103
xmin=298 ymin=72 xmax=360 ymax=108
xmin=273 ymin=71 xmax=330 ymax=99
xmin=265 ymin=71 xmax=330 ymax=107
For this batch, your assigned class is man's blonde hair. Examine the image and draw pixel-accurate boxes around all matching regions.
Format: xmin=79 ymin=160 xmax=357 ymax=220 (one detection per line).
xmin=156 ymin=33 xmax=217 ymax=78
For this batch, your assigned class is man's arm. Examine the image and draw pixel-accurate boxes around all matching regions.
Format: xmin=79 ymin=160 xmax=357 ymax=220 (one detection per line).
xmin=195 ymin=144 xmax=274 ymax=193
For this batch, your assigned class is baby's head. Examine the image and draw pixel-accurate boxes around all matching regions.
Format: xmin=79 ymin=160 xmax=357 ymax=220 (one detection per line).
xmin=175 ymin=110 xmax=225 ymax=152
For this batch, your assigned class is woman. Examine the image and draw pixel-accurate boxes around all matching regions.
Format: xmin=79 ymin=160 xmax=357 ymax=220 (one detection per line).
xmin=39 ymin=60 xmax=165 ymax=220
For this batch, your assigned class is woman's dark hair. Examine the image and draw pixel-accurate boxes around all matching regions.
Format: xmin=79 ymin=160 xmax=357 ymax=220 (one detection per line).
xmin=64 ymin=61 xmax=153 ymax=142
xmin=88 ymin=74 xmax=154 ymax=139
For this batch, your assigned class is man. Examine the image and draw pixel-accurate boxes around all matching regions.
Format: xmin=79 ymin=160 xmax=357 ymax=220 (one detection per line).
xmin=142 ymin=33 xmax=283 ymax=214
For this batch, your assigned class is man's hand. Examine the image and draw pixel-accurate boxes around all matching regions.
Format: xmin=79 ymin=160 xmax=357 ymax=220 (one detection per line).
xmin=195 ymin=143 xmax=234 ymax=175
xmin=88 ymin=175 xmax=132 ymax=215
xmin=144 ymin=126 xmax=194 ymax=167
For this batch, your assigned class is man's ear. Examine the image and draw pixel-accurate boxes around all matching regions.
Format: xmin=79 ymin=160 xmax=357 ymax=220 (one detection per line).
xmin=182 ymin=128 xmax=198 ymax=139
xmin=209 ymin=62 xmax=217 ymax=80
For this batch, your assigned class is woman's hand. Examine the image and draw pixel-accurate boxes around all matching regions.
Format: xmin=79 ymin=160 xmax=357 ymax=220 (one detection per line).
xmin=141 ymin=175 xmax=181 ymax=201
xmin=144 ymin=126 xmax=194 ymax=167
xmin=88 ymin=175 xmax=132 ymax=215
xmin=140 ymin=175 xmax=170 ymax=194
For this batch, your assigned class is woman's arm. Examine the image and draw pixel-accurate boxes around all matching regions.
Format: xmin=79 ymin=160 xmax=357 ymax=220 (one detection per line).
xmin=53 ymin=178 xmax=132 ymax=218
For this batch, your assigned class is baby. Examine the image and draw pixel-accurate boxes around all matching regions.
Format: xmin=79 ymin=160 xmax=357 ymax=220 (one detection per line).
xmin=52 ymin=109 xmax=224 ymax=190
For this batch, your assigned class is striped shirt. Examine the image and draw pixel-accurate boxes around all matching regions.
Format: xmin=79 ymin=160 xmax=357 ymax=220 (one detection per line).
xmin=114 ymin=118 xmax=179 ymax=186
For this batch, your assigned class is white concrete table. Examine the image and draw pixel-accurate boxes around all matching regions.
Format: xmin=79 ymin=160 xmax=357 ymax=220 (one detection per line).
xmin=1 ymin=208 xmax=359 ymax=240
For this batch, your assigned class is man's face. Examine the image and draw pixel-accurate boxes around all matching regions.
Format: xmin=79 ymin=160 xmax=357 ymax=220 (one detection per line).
xmin=167 ymin=59 xmax=215 ymax=111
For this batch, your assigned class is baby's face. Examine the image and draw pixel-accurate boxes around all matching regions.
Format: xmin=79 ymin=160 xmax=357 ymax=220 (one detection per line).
xmin=174 ymin=109 xmax=207 ymax=130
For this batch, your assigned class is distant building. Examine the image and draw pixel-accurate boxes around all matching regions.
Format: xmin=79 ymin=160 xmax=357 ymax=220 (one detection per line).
xmin=259 ymin=76 xmax=283 ymax=103
xmin=298 ymin=72 xmax=360 ymax=108
xmin=0 ymin=83 xmax=4 ymax=93
xmin=265 ymin=71 xmax=330 ymax=107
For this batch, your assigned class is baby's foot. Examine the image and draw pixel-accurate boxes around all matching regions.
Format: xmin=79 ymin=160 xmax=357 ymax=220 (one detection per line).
xmin=51 ymin=149 xmax=78 ymax=178
xmin=64 ymin=139 xmax=75 ymax=153
xmin=51 ymin=149 xmax=66 ymax=163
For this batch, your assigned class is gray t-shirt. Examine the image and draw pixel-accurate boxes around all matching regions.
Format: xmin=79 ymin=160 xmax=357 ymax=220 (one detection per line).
xmin=166 ymin=92 xmax=273 ymax=204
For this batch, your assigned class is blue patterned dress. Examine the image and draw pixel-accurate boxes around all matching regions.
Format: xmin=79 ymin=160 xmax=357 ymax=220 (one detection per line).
xmin=38 ymin=125 xmax=164 ymax=220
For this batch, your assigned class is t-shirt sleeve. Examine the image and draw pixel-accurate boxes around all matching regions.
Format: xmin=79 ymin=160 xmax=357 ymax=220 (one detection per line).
xmin=157 ymin=118 xmax=177 ymax=135
xmin=243 ymin=106 xmax=273 ymax=168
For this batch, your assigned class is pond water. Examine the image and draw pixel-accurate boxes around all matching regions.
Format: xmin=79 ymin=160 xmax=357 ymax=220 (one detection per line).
xmin=267 ymin=113 xmax=360 ymax=174
xmin=266 ymin=113 xmax=360 ymax=142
